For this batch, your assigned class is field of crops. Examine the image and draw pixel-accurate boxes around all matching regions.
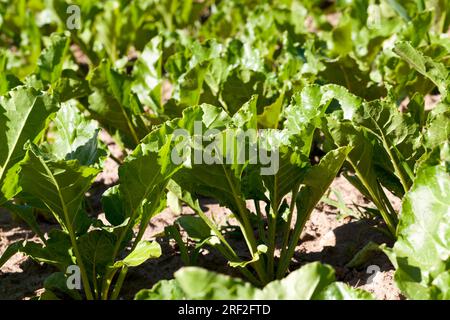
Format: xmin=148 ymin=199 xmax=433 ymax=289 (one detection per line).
xmin=0 ymin=0 xmax=449 ymax=301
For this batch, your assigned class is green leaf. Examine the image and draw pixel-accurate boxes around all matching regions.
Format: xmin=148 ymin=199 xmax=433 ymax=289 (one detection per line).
xmin=0 ymin=86 xmax=58 ymax=205
xmin=170 ymin=103 xmax=256 ymax=215
xmin=260 ymin=143 xmax=308 ymax=213
xmin=118 ymin=131 xmax=179 ymax=227
xmin=277 ymin=147 xmax=352 ymax=277
xmin=387 ymin=163 xmax=450 ymax=299
xmin=87 ymin=60 xmax=150 ymax=147
xmin=114 ymin=241 xmax=161 ymax=268
xmin=325 ymin=117 xmax=399 ymax=232
xmin=19 ymin=144 xmax=99 ymax=234
xmin=316 ymin=282 xmax=375 ymax=300
xmin=78 ymin=229 xmax=116 ymax=276
xmin=2 ymin=202 xmax=45 ymax=241
xmin=285 ymin=84 xmax=362 ymax=154
xmin=353 ymin=100 xmax=422 ymax=190
xmin=319 ymin=56 xmax=387 ymax=100
xmin=43 ymin=101 xmax=104 ymax=166
xmin=393 ymin=41 xmax=449 ymax=96
xmin=0 ymin=230 xmax=73 ymax=271
xmin=177 ymin=216 xmax=211 ymax=241
xmin=55 ymin=69 xmax=90 ymax=102
xmin=399 ymin=11 xmax=432 ymax=47
xmin=0 ymin=241 xmax=26 ymax=268
xmin=136 ymin=262 xmax=373 ymax=300
xmin=423 ymin=106 xmax=450 ymax=151
xmin=329 ymin=20 xmax=353 ymax=56
xmin=37 ymin=34 xmax=70 ymax=87
xmin=0 ymin=51 xmax=22 ymax=95
xmin=42 ymin=272 xmax=82 ymax=300
xmin=120 ymin=103 xmax=229 ymax=221
xmin=385 ymin=0 xmax=411 ymax=22
xmin=135 ymin=279 xmax=184 ymax=300
xmin=346 ymin=241 xmax=382 ymax=268
xmin=101 ymin=185 xmax=126 ymax=226
xmin=298 ymin=147 xmax=352 ymax=219
xmin=173 ymin=266 xmax=257 ymax=300
xmin=257 ymin=262 xmax=335 ymax=299
xmin=220 ymin=68 xmax=265 ymax=115
xmin=257 ymin=90 xmax=285 ymax=129
xmin=132 ymin=36 xmax=163 ymax=113
xmin=176 ymin=62 xmax=207 ymax=107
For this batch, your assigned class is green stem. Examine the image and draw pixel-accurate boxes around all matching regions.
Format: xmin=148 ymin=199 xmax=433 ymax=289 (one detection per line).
xmin=194 ymin=205 xmax=241 ymax=262
xmin=132 ymin=186 xmax=168 ymax=254
xmin=236 ymin=205 xmax=269 ymax=284
xmin=103 ymin=189 xmax=165 ymax=300
xmin=380 ymin=137 xmax=411 ymax=193
xmin=254 ymin=200 xmax=267 ymax=243
xmin=279 ymin=185 xmax=300 ymax=262
xmin=349 ymin=159 xmax=397 ymax=235
xmin=71 ymin=33 xmax=99 ymax=66
xmin=276 ymin=188 xmax=310 ymax=279
xmin=379 ymin=184 xmax=399 ymax=225
xmin=214 ymin=244 xmax=261 ymax=286
xmin=102 ymin=179 xmax=168 ymax=298
xmin=70 ymin=234 xmax=94 ymax=300
xmin=101 ymin=268 xmax=118 ymax=300
xmin=367 ymin=116 xmax=412 ymax=193
xmin=110 ymin=266 xmax=128 ymax=300
xmin=166 ymin=225 xmax=191 ymax=265
xmin=101 ymin=206 xmax=140 ymax=299
xmin=221 ymin=165 xmax=269 ymax=284
xmin=266 ymin=211 xmax=277 ymax=279
xmin=188 ymin=201 xmax=262 ymax=285
xmin=266 ymin=175 xmax=281 ymax=280
xmin=92 ymin=264 xmax=99 ymax=299
xmin=40 ymin=160 xmax=94 ymax=300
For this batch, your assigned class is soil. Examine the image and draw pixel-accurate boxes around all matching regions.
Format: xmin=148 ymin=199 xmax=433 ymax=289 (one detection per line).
xmin=0 ymin=131 xmax=402 ymax=300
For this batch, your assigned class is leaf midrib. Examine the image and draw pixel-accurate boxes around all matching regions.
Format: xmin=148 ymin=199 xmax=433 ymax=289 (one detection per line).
xmin=37 ymin=155 xmax=75 ymax=234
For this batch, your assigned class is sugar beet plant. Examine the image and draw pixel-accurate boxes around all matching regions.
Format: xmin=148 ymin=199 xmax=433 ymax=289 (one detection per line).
xmin=0 ymin=92 xmax=170 ymax=300
xmin=0 ymin=0 xmax=449 ymax=300
xmin=162 ymin=96 xmax=350 ymax=284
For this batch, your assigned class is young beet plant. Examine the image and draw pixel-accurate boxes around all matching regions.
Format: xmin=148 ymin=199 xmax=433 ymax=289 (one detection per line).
xmin=320 ymin=44 xmax=449 ymax=236
xmin=163 ymin=95 xmax=350 ymax=285
xmin=0 ymin=97 xmax=185 ymax=300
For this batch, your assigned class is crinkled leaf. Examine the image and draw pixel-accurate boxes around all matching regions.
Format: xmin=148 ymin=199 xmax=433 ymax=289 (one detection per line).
xmin=19 ymin=144 xmax=99 ymax=234
xmin=393 ymin=41 xmax=449 ymax=96
xmin=136 ymin=262 xmax=373 ymax=300
xmin=132 ymin=36 xmax=163 ymax=113
xmin=387 ymin=164 xmax=450 ymax=299
xmin=0 ymin=86 xmax=58 ymax=204
xmin=114 ymin=241 xmax=161 ymax=268
xmin=135 ymin=279 xmax=184 ymax=300
xmin=316 ymin=282 xmax=374 ymax=300
xmin=257 ymin=262 xmax=335 ymax=299
xmin=173 ymin=266 xmax=257 ymax=300
xmin=43 ymin=101 xmax=105 ymax=166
